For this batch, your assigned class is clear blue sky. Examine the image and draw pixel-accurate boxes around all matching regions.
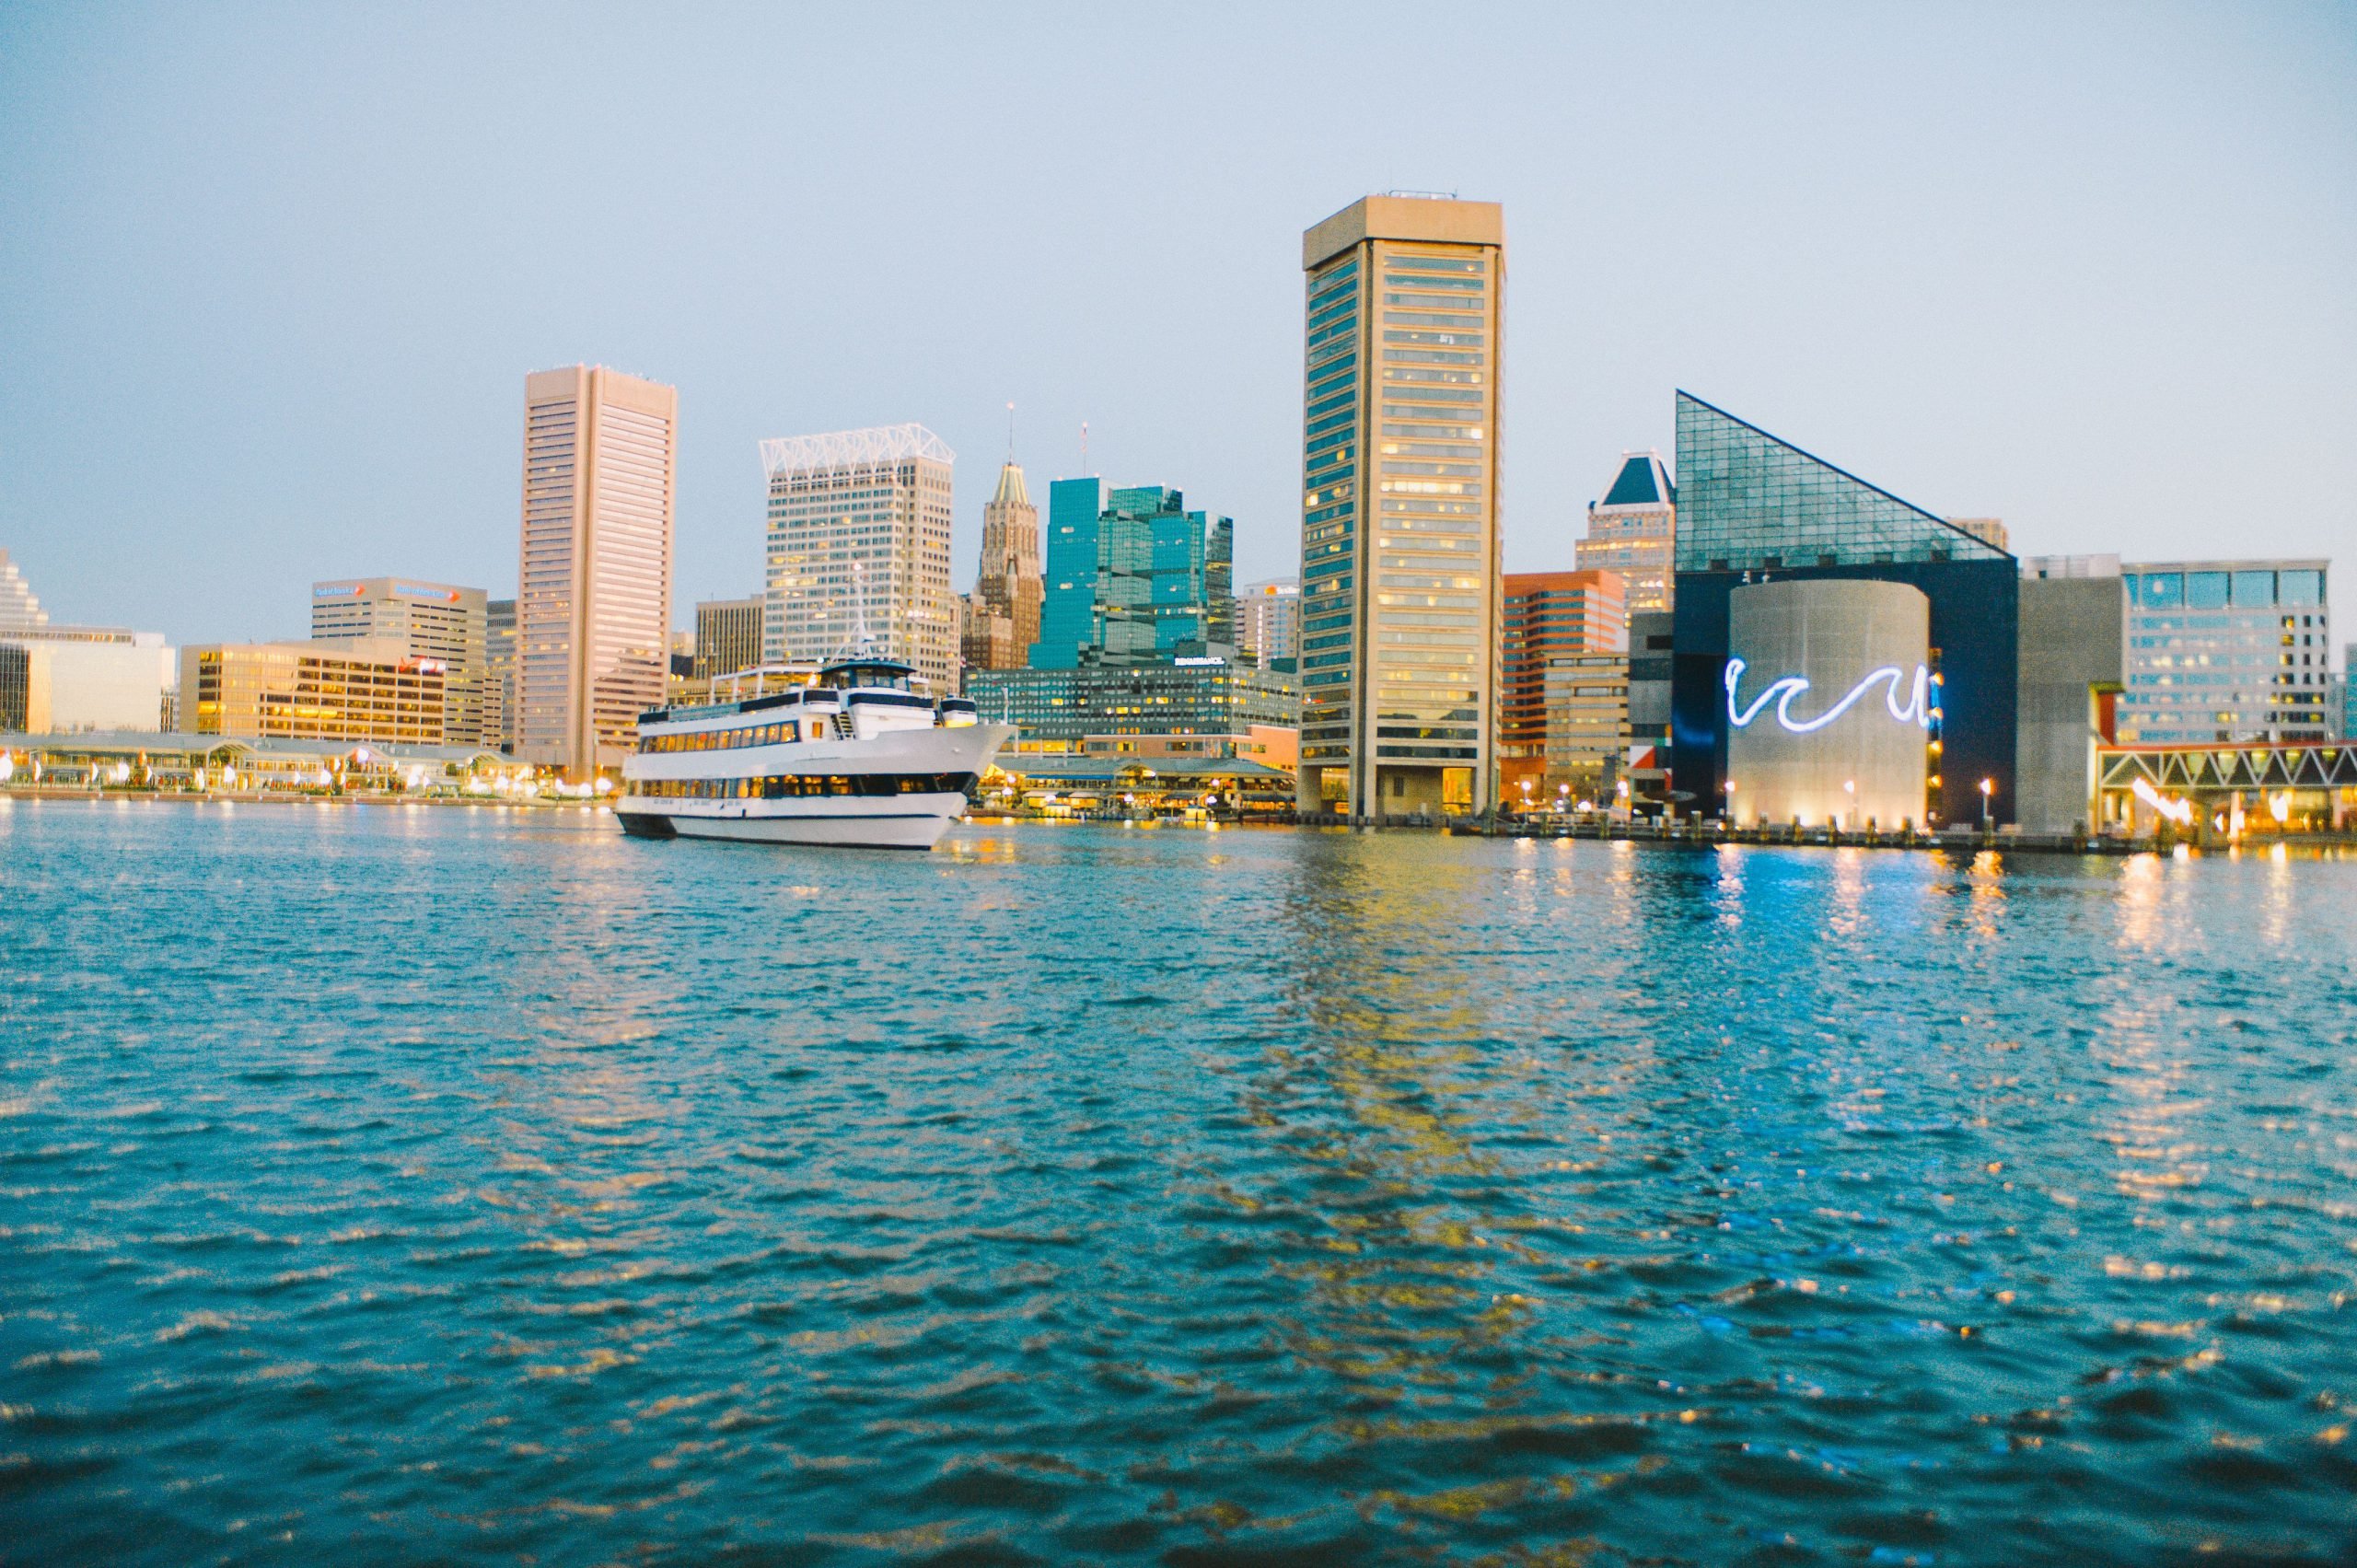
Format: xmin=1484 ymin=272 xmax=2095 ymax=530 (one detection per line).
xmin=3 ymin=3 xmax=2351 ymax=645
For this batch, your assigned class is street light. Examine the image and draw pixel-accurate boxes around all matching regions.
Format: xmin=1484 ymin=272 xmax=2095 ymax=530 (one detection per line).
xmin=1980 ymin=776 xmax=1993 ymax=828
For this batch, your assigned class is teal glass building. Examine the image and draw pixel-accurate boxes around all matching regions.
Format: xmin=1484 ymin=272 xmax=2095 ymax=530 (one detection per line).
xmin=1027 ymin=482 xmax=1233 ymax=668
xmin=1669 ymin=392 xmax=2019 ymax=825
xmin=1030 ymin=478 xmax=1107 ymax=670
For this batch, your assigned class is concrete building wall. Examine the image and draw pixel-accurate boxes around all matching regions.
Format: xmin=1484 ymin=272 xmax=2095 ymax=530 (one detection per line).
xmin=0 ymin=639 xmax=175 ymax=734
xmin=1725 ymin=579 xmax=1930 ymax=828
xmin=2016 ymin=575 xmax=2125 ymax=834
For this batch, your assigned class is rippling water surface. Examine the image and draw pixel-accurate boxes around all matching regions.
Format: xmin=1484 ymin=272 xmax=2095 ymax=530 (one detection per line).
xmin=4 ymin=797 xmax=2355 ymax=1565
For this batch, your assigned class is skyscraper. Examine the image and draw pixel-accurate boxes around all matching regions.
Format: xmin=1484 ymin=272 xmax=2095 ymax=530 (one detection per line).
xmin=1295 ymin=194 xmax=1504 ymax=819
xmin=968 ymin=459 xmax=1042 ymax=672
xmin=1237 ymin=577 xmax=1303 ymax=668
xmin=1499 ymin=570 xmax=1626 ymax=796
xmin=310 ymin=577 xmax=489 ymax=746
xmin=1575 ymin=451 xmax=1676 ymax=620
xmin=761 ymin=424 xmax=957 ymax=693
xmin=1032 ymin=477 xmax=1108 ymax=668
xmin=1024 ymin=484 xmax=1233 ymax=668
xmin=516 ymin=365 xmax=677 ymax=776
xmin=484 ymin=598 xmax=516 ymax=753
xmin=692 ymin=597 xmax=765 ymax=679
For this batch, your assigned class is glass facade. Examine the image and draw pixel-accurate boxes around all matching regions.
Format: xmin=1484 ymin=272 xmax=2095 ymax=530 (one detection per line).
xmin=1296 ymin=195 xmax=1503 ymax=818
xmin=1027 ymin=481 xmax=1232 ymax=668
xmin=1031 ymin=478 xmax=1108 ymax=669
xmin=2117 ymin=561 xmax=2332 ymax=743
xmin=965 ymin=661 xmax=1298 ymax=743
xmin=310 ymin=578 xmax=490 ymax=747
xmin=1668 ymin=393 xmax=2019 ymax=825
xmin=1675 ymin=393 xmax=2009 ymax=572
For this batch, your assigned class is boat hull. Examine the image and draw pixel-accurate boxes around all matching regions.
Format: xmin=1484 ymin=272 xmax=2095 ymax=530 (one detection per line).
xmin=615 ymin=718 xmax=1012 ymax=852
xmin=616 ymin=795 xmax=969 ymax=851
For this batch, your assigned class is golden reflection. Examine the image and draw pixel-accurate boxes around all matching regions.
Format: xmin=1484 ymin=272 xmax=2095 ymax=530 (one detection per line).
xmin=1827 ymin=848 xmax=1866 ymax=937
xmin=1241 ymin=833 xmax=1538 ymax=1415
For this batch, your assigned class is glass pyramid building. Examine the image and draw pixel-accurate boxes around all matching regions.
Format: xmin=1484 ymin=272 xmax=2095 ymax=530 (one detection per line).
xmin=1674 ymin=392 xmax=2009 ymax=573
xmin=1667 ymin=391 xmax=2020 ymax=826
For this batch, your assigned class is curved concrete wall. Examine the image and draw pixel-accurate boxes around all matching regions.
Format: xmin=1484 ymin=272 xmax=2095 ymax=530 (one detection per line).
xmin=1726 ymin=579 xmax=1931 ymax=827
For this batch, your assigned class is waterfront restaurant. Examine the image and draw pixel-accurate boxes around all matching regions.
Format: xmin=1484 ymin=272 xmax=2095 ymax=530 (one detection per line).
xmin=2096 ymin=740 xmax=2357 ymax=838
xmin=982 ymin=753 xmax=1295 ymax=821
xmin=0 ymin=732 xmax=511 ymax=793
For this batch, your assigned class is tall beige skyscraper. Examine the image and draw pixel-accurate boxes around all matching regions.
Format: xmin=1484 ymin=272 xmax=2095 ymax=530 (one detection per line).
xmin=761 ymin=424 xmax=956 ymax=693
xmin=516 ymin=366 xmax=677 ymax=776
xmin=1295 ymin=194 xmax=1504 ymax=819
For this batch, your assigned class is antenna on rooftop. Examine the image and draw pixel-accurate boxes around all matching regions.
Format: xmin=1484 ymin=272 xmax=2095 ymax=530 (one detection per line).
xmin=1081 ymin=420 xmax=1089 ymax=475
xmin=1006 ymin=401 xmax=1016 ymax=459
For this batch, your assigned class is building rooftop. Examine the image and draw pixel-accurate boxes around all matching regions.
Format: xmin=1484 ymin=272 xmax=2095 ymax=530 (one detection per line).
xmin=1303 ymin=193 xmax=1504 ymax=268
xmin=1673 ymin=391 xmax=2013 ymax=571
xmin=1598 ymin=451 xmax=1675 ymax=509
xmin=4 ymin=732 xmax=508 ymax=766
xmin=761 ymin=424 xmax=955 ymax=474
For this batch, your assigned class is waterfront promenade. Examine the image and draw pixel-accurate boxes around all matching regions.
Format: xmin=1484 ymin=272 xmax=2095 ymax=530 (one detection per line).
xmin=4 ymin=797 xmax=2353 ymax=1563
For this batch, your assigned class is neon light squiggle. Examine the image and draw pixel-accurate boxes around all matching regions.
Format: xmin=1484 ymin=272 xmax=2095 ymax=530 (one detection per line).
xmin=1725 ymin=658 xmax=1933 ymax=733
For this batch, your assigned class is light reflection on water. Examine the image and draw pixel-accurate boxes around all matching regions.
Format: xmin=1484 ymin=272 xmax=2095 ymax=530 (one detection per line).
xmin=2 ymin=797 xmax=2354 ymax=1564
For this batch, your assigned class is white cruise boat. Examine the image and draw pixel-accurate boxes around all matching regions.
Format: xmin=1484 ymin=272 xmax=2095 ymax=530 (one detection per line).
xmin=617 ymin=656 xmax=1013 ymax=851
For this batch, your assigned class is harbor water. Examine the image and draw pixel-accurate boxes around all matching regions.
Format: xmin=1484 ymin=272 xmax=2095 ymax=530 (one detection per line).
xmin=3 ymin=797 xmax=2353 ymax=1564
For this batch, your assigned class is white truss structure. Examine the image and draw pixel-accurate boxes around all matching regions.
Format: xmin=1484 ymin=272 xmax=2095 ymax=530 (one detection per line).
xmin=761 ymin=424 xmax=955 ymax=476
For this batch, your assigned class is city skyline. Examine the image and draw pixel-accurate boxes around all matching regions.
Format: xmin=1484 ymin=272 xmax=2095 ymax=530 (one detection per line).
xmin=3 ymin=7 xmax=2351 ymax=646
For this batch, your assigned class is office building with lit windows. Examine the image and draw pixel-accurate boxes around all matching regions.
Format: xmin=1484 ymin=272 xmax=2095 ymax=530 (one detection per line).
xmin=692 ymin=597 xmax=764 ymax=680
xmin=1237 ymin=577 xmax=1303 ymax=668
xmin=761 ymin=424 xmax=956 ymax=694
xmin=516 ymin=365 xmax=677 ymax=776
xmin=484 ymin=598 xmax=516 ymax=752
xmin=1295 ymin=193 xmax=1504 ymax=819
xmin=964 ymin=658 xmax=1297 ymax=746
xmin=2114 ymin=560 xmax=2331 ymax=743
xmin=1668 ymin=391 xmax=2018 ymax=826
xmin=1575 ymin=452 xmax=1676 ymax=620
xmin=1499 ymin=570 xmax=1624 ymax=796
xmin=180 ymin=639 xmax=447 ymax=745
xmin=311 ymin=577 xmax=488 ymax=747
xmin=1540 ymin=653 xmax=1632 ymax=801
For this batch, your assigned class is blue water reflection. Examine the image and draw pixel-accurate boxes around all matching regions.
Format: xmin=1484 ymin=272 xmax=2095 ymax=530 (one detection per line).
xmin=2 ymin=798 xmax=2352 ymax=1563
